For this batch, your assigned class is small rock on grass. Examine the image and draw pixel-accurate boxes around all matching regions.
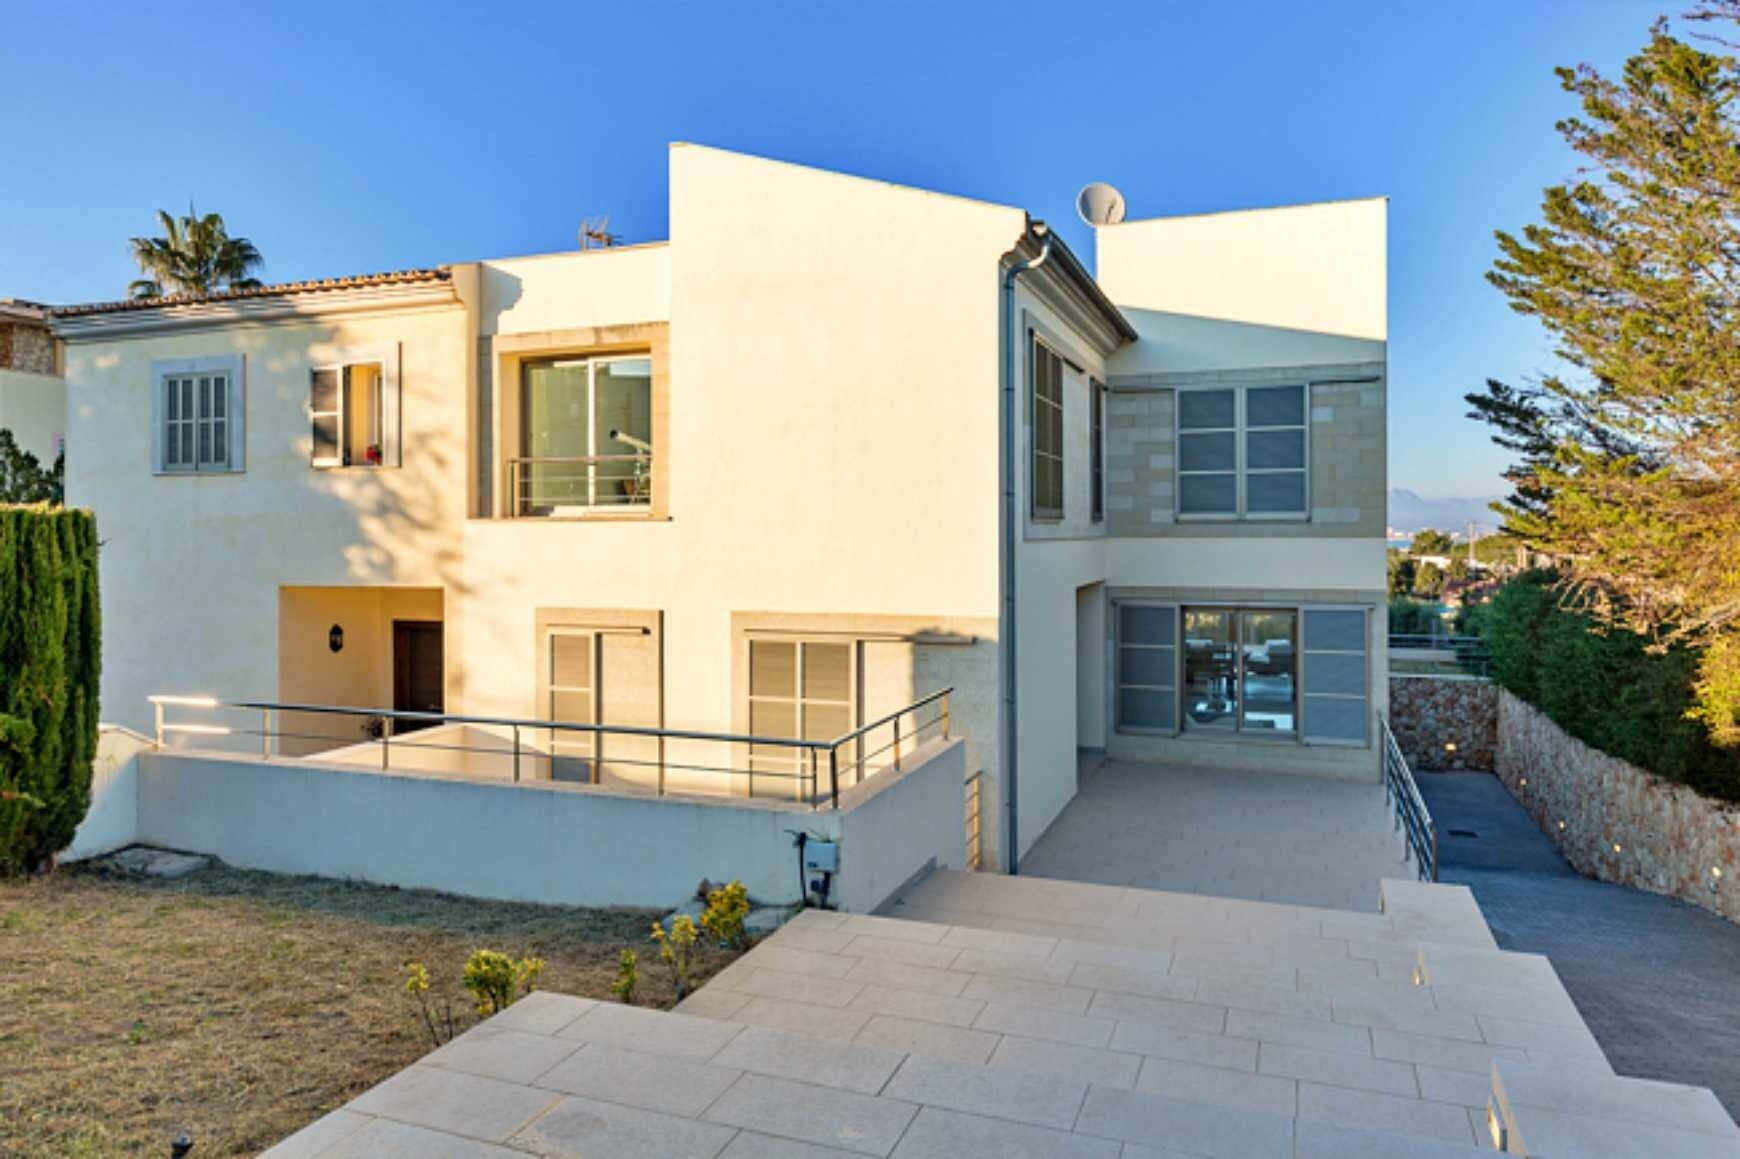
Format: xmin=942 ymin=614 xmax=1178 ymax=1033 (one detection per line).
xmin=108 ymin=846 xmax=212 ymax=879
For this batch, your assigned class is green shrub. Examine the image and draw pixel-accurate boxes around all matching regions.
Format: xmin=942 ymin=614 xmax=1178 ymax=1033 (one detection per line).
xmin=1388 ymin=597 xmax=1442 ymax=637
xmin=1474 ymin=572 xmax=1740 ymax=800
xmin=650 ymin=915 xmax=698 ymax=1000
xmin=0 ymin=506 xmax=100 ymax=874
xmin=611 ymin=948 xmax=639 ymax=1004
xmin=461 ymin=949 xmax=545 ymax=1015
xmin=700 ymin=880 xmax=750 ymax=949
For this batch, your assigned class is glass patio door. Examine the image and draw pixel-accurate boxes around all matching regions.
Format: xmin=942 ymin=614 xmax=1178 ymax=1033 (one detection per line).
xmin=1182 ymin=609 xmax=1297 ymax=734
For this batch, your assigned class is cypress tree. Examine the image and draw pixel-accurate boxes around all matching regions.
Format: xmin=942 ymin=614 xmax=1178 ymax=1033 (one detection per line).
xmin=0 ymin=506 xmax=101 ymax=873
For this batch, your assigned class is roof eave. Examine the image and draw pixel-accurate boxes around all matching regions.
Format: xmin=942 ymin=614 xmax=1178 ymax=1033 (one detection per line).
xmin=1011 ymin=219 xmax=1138 ymax=352
xmin=50 ymin=278 xmax=462 ymax=342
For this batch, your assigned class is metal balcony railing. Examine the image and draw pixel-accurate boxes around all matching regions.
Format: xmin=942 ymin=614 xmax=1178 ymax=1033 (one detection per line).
xmin=507 ymin=454 xmax=652 ymax=516
xmin=1379 ymin=711 xmax=1438 ymax=882
xmin=147 ymin=688 xmax=953 ymax=811
xmin=1388 ymin=633 xmax=1492 ymax=678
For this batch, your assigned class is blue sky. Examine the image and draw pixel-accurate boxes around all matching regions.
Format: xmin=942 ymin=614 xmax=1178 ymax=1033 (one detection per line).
xmin=0 ymin=0 xmax=1671 ymax=500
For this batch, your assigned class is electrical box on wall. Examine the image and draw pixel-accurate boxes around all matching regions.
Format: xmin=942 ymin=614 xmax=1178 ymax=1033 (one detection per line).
xmin=804 ymin=840 xmax=839 ymax=874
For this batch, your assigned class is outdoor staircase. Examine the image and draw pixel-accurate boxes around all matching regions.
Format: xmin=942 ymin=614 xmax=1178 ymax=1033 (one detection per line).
xmin=267 ymin=867 xmax=1740 ymax=1157
xmin=671 ymin=869 xmax=1740 ymax=1156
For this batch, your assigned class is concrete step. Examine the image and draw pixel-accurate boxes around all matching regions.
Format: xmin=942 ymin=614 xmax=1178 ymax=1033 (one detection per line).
xmin=676 ymin=902 xmax=1556 ymax=1150
xmin=1491 ymin=1059 xmax=1740 ymax=1157
xmin=270 ymin=872 xmax=1735 ymax=1157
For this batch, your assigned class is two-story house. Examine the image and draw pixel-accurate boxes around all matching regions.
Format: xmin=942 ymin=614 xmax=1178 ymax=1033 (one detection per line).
xmin=53 ymin=144 xmax=1387 ymax=872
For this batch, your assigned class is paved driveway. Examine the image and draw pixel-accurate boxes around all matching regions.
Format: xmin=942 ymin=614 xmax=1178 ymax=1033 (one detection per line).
xmin=1018 ymin=759 xmax=1414 ymax=911
xmin=1420 ymin=769 xmax=1740 ymax=1116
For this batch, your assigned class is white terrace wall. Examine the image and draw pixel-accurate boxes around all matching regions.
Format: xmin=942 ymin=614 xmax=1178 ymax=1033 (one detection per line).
xmin=126 ymin=737 xmax=965 ymax=912
xmin=1496 ymin=689 xmax=1740 ymax=925
xmin=63 ymin=725 xmax=153 ymax=861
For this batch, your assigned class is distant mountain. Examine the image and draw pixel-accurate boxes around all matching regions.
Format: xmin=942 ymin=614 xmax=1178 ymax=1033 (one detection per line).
xmin=1388 ymin=489 xmax=1504 ymax=536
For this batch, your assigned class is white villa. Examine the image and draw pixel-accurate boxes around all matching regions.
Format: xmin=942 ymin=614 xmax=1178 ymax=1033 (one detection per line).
xmin=50 ymin=143 xmax=1386 ymax=889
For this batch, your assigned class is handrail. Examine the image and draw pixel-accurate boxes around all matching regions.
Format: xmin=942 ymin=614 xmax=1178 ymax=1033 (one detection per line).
xmin=147 ymin=688 xmax=955 ymax=811
xmin=216 ymin=699 xmax=825 ymax=750
xmin=1379 ymin=711 xmax=1438 ymax=882
xmin=832 ymin=687 xmax=952 ymax=749
xmin=507 ymin=453 xmax=652 ymax=517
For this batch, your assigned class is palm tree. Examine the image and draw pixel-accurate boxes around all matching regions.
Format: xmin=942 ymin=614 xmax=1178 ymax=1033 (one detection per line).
xmin=128 ymin=206 xmax=265 ymax=299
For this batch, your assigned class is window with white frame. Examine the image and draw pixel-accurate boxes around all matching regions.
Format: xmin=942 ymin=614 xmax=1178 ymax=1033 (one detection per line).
xmin=746 ymin=638 xmax=856 ymax=797
xmin=310 ymin=347 xmax=399 ymax=468
xmin=153 ymin=356 xmax=244 ymax=474
xmin=311 ymin=363 xmax=384 ymax=467
xmin=1031 ymin=339 xmax=1064 ymax=520
xmin=1176 ymin=384 xmax=1307 ymax=517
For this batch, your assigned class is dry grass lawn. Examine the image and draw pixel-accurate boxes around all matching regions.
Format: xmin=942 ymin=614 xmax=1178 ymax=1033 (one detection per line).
xmin=0 ymin=860 xmax=743 ymax=1157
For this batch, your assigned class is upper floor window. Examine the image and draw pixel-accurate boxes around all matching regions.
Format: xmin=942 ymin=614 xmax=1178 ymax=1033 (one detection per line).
xmin=1176 ymin=384 xmax=1307 ymax=518
xmin=1031 ymin=339 xmax=1064 ymax=520
xmin=515 ymin=355 xmax=652 ymax=516
xmin=152 ymin=355 xmax=244 ymax=474
xmin=310 ymin=346 xmax=401 ymax=469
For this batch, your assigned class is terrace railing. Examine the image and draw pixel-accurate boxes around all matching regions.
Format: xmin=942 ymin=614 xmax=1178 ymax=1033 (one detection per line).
xmin=1379 ymin=711 xmax=1438 ymax=882
xmin=964 ymin=770 xmax=984 ymax=871
xmin=1388 ymin=633 xmax=1491 ymax=679
xmin=148 ymin=689 xmax=951 ymax=811
xmin=507 ymin=454 xmax=652 ymax=516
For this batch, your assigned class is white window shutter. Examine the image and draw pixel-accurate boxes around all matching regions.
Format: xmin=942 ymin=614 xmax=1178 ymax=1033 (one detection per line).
xmin=149 ymin=374 xmax=166 ymax=472
xmin=381 ymin=343 xmax=403 ymax=467
xmin=226 ymin=357 xmax=246 ymax=472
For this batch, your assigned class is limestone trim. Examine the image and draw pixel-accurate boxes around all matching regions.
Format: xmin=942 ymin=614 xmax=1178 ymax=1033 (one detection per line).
xmin=488 ymin=322 xmax=670 ymax=520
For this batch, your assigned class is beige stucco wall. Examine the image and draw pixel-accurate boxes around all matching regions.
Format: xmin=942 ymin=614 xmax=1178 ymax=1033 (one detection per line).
xmin=453 ymin=145 xmax=1018 ymax=854
xmin=65 ymin=302 xmax=471 ymax=734
xmin=0 ymin=366 xmax=64 ymax=465
xmin=1095 ymin=198 xmax=1388 ymax=341
xmin=278 ymin=585 xmax=444 ymax=754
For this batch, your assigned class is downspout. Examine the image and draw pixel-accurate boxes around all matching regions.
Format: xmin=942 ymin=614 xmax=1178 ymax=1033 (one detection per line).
xmin=1000 ymin=226 xmax=1052 ymax=876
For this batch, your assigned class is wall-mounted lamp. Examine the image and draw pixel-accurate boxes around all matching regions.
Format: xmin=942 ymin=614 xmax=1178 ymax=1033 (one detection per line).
xmin=329 ymin=624 xmax=344 ymax=653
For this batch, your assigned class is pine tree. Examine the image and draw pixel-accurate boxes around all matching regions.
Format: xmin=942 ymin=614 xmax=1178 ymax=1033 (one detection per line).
xmin=1469 ymin=6 xmax=1740 ymax=745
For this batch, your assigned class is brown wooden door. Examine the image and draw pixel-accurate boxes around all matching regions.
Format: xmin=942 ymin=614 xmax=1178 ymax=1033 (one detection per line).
xmin=393 ymin=620 xmax=444 ymax=734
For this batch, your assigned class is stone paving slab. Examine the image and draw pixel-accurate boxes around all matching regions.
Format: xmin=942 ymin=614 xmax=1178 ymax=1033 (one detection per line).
xmin=266 ymin=869 xmax=1735 ymax=1157
xmin=1014 ymin=761 xmax=1414 ymax=910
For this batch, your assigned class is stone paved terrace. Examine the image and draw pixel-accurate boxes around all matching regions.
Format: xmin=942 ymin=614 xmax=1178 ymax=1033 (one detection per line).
xmin=265 ymin=870 xmax=1740 ymax=1157
xmin=1020 ymin=760 xmax=1415 ymax=910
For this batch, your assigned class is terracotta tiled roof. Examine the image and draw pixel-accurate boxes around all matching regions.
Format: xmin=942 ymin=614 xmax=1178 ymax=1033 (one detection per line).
xmin=51 ymin=268 xmax=451 ymax=318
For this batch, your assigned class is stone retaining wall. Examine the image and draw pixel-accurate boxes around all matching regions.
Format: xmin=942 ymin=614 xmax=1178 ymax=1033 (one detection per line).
xmin=1388 ymin=675 xmax=1497 ymax=770
xmin=1495 ymin=688 xmax=1740 ymax=925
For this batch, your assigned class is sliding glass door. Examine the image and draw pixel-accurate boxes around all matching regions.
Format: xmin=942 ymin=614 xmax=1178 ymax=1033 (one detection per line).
xmin=1182 ymin=609 xmax=1297 ymax=734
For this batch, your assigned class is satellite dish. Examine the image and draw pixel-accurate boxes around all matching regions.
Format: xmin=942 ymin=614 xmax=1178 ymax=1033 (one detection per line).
xmin=1076 ymin=182 xmax=1127 ymax=226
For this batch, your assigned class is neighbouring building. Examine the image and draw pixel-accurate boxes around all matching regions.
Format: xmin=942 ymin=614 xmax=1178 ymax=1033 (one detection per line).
xmin=0 ymin=298 xmax=64 ymax=467
xmin=51 ymin=144 xmax=1387 ymax=871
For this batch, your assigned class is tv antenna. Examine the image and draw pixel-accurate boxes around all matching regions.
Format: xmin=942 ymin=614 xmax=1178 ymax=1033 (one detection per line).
xmin=578 ymin=216 xmax=618 ymax=249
